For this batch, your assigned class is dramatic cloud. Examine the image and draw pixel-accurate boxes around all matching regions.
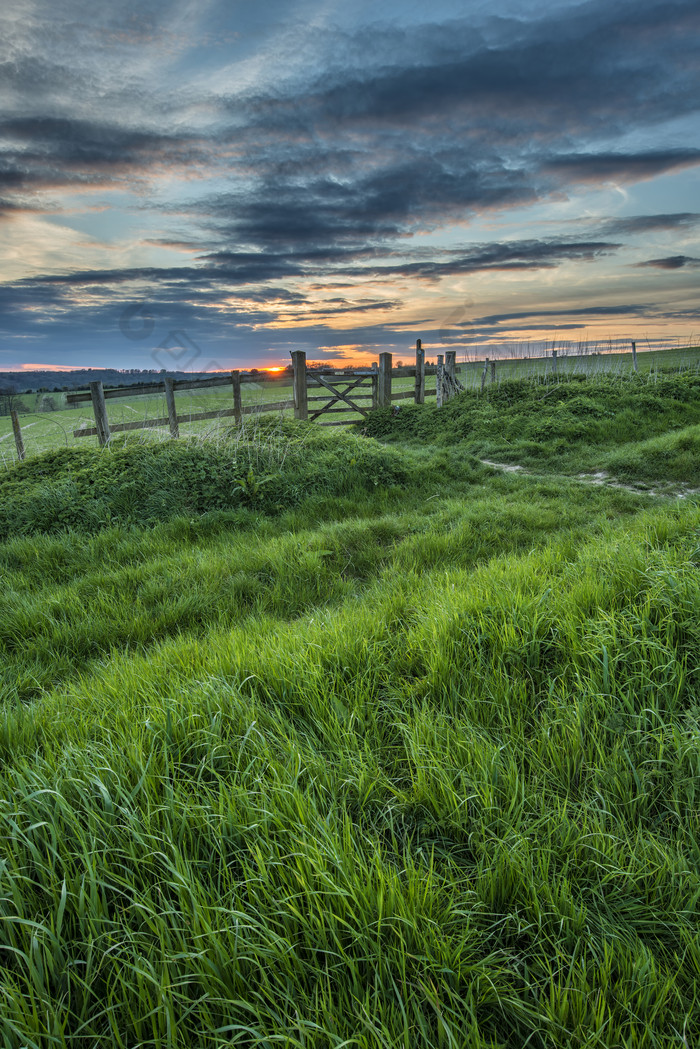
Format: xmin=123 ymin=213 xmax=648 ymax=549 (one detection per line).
xmin=464 ymin=305 xmax=658 ymax=327
xmin=0 ymin=0 xmax=698 ymax=366
xmin=0 ymin=117 xmax=206 ymax=194
xmin=601 ymin=214 xmax=700 ymax=235
xmin=543 ymin=151 xmax=700 ymax=185
xmin=635 ymin=255 xmax=700 ymax=269
xmin=361 ymin=240 xmax=622 ymax=281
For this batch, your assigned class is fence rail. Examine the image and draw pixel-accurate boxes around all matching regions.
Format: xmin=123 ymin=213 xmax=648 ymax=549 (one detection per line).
xmin=64 ymin=372 xmax=270 ymax=403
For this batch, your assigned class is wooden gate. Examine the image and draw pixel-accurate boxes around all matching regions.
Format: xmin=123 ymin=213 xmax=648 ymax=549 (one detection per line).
xmin=290 ymin=351 xmax=394 ymax=425
xmin=307 ymin=371 xmax=375 ymax=424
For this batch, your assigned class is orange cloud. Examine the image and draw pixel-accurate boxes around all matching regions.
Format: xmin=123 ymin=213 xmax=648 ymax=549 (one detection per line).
xmin=18 ymin=362 xmax=90 ymax=371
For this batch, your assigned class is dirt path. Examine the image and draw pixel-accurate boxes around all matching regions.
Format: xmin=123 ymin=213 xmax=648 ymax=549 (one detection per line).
xmin=480 ymin=460 xmax=699 ymax=500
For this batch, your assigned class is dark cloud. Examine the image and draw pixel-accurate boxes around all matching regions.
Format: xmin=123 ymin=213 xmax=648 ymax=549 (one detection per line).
xmin=1 ymin=0 xmax=699 ymax=363
xmin=0 ymin=117 xmax=208 ymax=197
xmin=5 ymin=0 xmax=693 ymax=250
xmin=244 ymin=0 xmax=700 ymax=136
xmin=4 ymin=237 xmax=621 ymax=310
xmin=193 ymin=165 xmax=538 ymax=265
xmin=543 ymin=150 xmax=700 ymax=184
xmin=19 ymin=257 xmax=303 ymax=288
xmin=602 ymin=213 xmax=700 ymax=235
xmin=290 ymin=299 xmax=401 ymax=318
xmin=180 ymin=0 xmax=700 ymax=274
xmin=0 ymin=266 xmax=401 ymax=346
xmin=0 ymin=115 xmax=197 ymax=165
xmin=364 ymin=240 xmax=621 ymax=281
xmin=455 ymin=304 xmax=657 ymax=327
xmin=2 ymin=0 xmax=699 ymax=253
xmin=0 ymin=195 xmax=44 ymax=220
xmin=635 ymin=255 xmax=700 ymax=269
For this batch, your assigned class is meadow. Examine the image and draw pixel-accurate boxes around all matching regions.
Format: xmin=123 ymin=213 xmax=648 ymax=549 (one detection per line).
xmin=0 ymin=363 xmax=698 ymax=1047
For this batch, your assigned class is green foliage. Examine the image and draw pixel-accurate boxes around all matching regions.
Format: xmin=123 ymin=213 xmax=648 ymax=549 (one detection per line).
xmin=604 ymin=424 xmax=700 ymax=486
xmin=0 ymin=374 xmax=698 ymax=1045
xmin=0 ymin=501 xmax=699 ymax=1045
xmin=0 ymin=421 xmax=410 ymax=538
xmin=362 ymin=372 xmax=700 ymax=479
xmin=0 ymin=474 xmax=646 ymax=706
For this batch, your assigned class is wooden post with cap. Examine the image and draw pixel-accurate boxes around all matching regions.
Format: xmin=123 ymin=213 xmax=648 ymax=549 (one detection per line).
xmin=378 ymin=352 xmax=392 ymax=407
xmin=164 ymin=378 xmax=179 ymax=438
xmin=231 ymin=370 xmax=242 ymax=424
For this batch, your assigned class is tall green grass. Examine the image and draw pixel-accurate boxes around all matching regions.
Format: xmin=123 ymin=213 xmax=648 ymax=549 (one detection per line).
xmin=0 ymin=374 xmax=698 ymax=1046
xmin=0 ymin=468 xmax=646 ymax=706
xmin=0 ymin=420 xmax=414 ymax=538
xmin=604 ymin=424 xmax=700 ymax=487
xmin=0 ymin=502 xmax=698 ymax=1046
xmin=363 ymin=372 xmax=700 ymax=482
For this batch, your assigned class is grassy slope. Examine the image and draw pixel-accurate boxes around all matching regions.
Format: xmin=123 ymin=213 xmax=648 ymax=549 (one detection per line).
xmin=0 ymin=375 xmax=698 ymax=1048
xmin=362 ymin=371 xmax=700 ymax=484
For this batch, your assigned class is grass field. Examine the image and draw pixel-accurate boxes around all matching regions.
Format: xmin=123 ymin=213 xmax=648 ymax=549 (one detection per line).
xmin=2 ymin=343 xmax=698 ymax=465
xmin=0 ymin=365 xmax=699 ymax=1046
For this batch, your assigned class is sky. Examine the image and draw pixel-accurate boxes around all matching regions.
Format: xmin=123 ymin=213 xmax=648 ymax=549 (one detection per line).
xmin=0 ymin=0 xmax=699 ymax=371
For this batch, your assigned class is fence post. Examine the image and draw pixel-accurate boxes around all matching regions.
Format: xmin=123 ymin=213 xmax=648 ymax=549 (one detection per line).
xmin=10 ymin=410 xmax=25 ymax=461
xmin=378 ymin=352 xmax=392 ymax=407
xmin=371 ymin=363 xmax=379 ymax=410
xmin=436 ymin=354 xmax=444 ymax=408
xmin=631 ymin=341 xmax=638 ymax=373
xmin=445 ymin=350 xmax=456 ymax=400
xmin=490 ymin=360 xmax=496 ymax=384
xmin=291 ymin=350 xmax=308 ymax=420
xmin=481 ymin=357 xmax=489 ymax=392
xmin=163 ymin=378 xmax=179 ymax=438
xmin=89 ymin=381 xmax=111 ymax=447
xmin=231 ymin=370 xmax=242 ymax=424
xmin=415 ymin=339 xmax=425 ymax=404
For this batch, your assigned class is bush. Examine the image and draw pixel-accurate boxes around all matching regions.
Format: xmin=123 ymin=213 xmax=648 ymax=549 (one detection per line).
xmin=0 ymin=421 xmax=410 ymax=538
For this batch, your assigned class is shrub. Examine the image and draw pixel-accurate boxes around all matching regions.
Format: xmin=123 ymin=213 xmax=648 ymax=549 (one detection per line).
xmin=0 ymin=421 xmax=410 ymax=538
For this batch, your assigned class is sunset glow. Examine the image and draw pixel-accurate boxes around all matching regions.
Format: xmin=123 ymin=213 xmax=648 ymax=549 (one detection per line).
xmin=17 ymin=362 xmax=92 ymax=372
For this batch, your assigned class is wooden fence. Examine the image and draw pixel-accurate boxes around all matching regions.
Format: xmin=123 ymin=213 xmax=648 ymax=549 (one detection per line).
xmin=287 ymin=343 xmax=460 ymax=424
xmin=64 ymin=371 xmax=293 ymax=446
xmin=51 ymin=341 xmax=460 ymax=447
xmin=4 ymin=337 xmax=681 ymax=458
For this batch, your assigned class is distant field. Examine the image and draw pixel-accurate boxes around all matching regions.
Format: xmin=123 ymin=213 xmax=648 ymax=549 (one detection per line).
xmin=460 ymin=342 xmax=700 ymax=384
xmin=1 ymin=344 xmax=698 ymax=464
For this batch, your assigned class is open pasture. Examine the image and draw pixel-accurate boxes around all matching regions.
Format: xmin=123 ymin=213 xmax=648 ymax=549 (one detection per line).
xmin=0 ymin=366 xmax=698 ymax=1046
